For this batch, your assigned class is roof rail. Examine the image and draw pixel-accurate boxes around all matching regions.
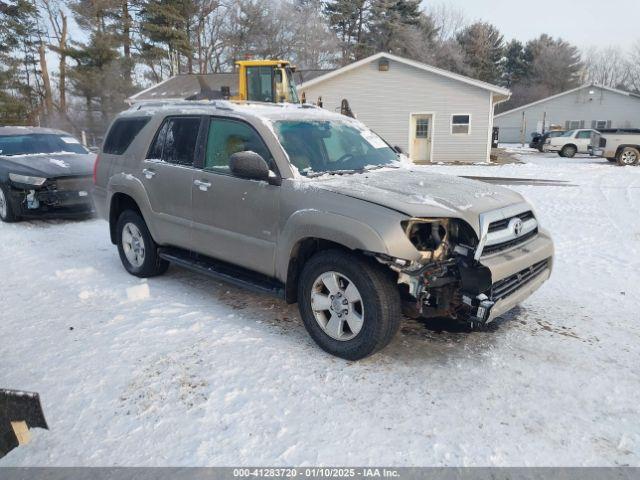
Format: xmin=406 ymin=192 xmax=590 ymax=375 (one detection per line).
xmin=131 ymin=100 xmax=235 ymax=111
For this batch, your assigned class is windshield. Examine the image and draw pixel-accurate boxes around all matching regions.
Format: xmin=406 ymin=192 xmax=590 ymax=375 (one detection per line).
xmin=560 ymin=130 xmax=575 ymax=137
xmin=274 ymin=120 xmax=398 ymax=175
xmin=0 ymin=133 xmax=88 ymax=156
xmin=284 ymin=67 xmax=299 ymax=103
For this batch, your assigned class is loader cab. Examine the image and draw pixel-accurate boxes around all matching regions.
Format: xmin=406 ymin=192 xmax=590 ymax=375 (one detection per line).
xmin=236 ymin=60 xmax=299 ymax=104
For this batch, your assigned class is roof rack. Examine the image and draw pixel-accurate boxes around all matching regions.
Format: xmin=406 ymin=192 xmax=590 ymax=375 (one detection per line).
xmin=131 ymin=99 xmax=235 ymax=111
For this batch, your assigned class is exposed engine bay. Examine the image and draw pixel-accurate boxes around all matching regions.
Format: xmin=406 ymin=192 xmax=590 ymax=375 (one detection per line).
xmin=373 ymin=218 xmax=496 ymax=325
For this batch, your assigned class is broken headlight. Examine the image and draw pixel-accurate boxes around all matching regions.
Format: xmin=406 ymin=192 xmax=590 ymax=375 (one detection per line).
xmin=402 ymin=218 xmax=478 ymax=262
xmin=9 ymin=173 xmax=47 ymax=186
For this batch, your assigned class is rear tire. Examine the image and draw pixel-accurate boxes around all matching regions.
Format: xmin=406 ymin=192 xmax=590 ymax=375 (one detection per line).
xmin=616 ymin=147 xmax=640 ymax=166
xmin=0 ymin=183 xmax=20 ymax=223
xmin=297 ymin=249 xmax=401 ymax=360
xmin=116 ymin=210 xmax=169 ymax=277
xmin=561 ymin=145 xmax=577 ymax=158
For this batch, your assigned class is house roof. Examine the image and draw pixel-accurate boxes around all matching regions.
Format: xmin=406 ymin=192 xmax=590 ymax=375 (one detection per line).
xmin=298 ymin=52 xmax=511 ymax=100
xmin=128 ymin=69 xmax=331 ymax=103
xmin=495 ymin=84 xmax=640 ymax=118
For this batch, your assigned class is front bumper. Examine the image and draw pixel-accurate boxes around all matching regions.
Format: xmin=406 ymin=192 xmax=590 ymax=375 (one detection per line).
xmin=9 ymin=176 xmax=95 ymax=217
xmin=465 ymin=229 xmax=554 ymax=322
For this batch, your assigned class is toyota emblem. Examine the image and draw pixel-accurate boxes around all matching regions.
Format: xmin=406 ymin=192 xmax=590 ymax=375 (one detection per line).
xmin=510 ymin=218 xmax=523 ymax=236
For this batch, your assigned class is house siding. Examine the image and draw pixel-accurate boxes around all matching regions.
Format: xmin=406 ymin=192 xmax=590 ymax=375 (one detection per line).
xmin=299 ymin=59 xmax=494 ymax=163
xmin=495 ymin=86 xmax=640 ymax=143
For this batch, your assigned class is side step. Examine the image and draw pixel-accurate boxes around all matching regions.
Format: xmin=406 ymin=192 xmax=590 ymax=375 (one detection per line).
xmin=158 ymin=247 xmax=285 ymax=299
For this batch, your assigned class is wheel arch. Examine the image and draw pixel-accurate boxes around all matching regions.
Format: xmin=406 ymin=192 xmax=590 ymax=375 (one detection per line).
xmin=615 ymin=144 xmax=640 ymax=157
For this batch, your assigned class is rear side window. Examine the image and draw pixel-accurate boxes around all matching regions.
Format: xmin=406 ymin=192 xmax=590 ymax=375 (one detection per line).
xmin=147 ymin=116 xmax=201 ymax=167
xmin=103 ymin=117 xmax=150 ymax=155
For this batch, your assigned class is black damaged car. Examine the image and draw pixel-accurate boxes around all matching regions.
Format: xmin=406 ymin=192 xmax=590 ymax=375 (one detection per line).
xmin=0 ymin=127 xmax=96 ymax=222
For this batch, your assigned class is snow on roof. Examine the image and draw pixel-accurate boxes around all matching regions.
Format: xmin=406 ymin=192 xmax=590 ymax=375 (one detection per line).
xmin=298 ymin=52 xmax=511 ymax=99
xmin=495 ymin=84 xmax=640 ymax=118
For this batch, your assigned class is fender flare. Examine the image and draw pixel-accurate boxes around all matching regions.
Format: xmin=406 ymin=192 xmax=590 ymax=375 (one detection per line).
xmin=275 ymin=209 xmax=389 ymax=282
xmin=107 ymin=173 xmax=161 ymax=243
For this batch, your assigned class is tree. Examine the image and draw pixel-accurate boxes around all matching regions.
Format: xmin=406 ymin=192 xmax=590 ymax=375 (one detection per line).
xmin=366 ymin=0 xmax=423 ymax=54
xmin=0 ymin=0 xmax=44 ymax=125
xmin=502 ymin=39 xmax=530 ymax=88
xmin=525 ymin=34 xmax=582 ymax=93
xmin=583 ymin=45 xmax=631 ymax=89
xmin=324 ymin=0 xmax=370 ymax=64
xmin=456 ymin=22 xmax=504 ymax=84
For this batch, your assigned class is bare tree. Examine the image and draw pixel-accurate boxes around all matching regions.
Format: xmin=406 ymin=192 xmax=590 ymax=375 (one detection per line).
xmin=583 ymin=45 xmax=631 ymax=88
xmin=425 ymin=2 xmax=466 ymax=41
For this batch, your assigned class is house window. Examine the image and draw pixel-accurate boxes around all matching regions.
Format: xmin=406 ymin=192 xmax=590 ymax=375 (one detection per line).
xmin=565 ymin=120 xmax=584 ymax=130
xmin=416 ymin=118 xmax=429 ymax=138
xmin=591 ymin=120 xmax=612 ymax=130
xmin=451 ymin=114 xmax=470 ymax=134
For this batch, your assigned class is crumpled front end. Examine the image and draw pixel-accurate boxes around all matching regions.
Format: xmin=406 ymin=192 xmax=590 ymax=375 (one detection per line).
xmin=8 ymin=175 xmax=95 ymax=218
xmin=375 ymin=202 xmax=554 ymax=325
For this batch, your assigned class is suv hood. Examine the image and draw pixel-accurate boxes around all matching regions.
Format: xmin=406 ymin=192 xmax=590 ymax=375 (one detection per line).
xmin=313 ymin=168 xmax=526 ymax=231
xmin=1 ymin=152 xmax=95 ymax=178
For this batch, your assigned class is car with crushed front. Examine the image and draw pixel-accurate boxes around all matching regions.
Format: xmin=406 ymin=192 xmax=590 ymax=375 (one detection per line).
xmin=93 ymin=101 xmax=554 ymax=360
xmin=0 ymin=127 xmax=95 ymax=222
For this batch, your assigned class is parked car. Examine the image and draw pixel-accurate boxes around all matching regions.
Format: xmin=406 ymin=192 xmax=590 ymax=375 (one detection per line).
xmin=589 ymin=130 xmax=640 ymax=166
xmin=543 ymin=129 xmax=601 ymax=158
xmin=0 ymin=127 xmax=95 ymax=222
xmin=93 ymin=101 xmax=554 ymax=360
xmin=529 ymin=130 xmax=565 ymax=152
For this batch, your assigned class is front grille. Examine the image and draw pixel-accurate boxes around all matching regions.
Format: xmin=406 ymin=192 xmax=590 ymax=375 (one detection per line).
xmin=491 ymin=259 xmax=549 ymax=301
xmin=599 ymin=137 xmax=607 ymax=148
xmin=488 ymin=211 xmax=534 ymax=233
xmin=482 ymin=228 xmax=538 ymax=256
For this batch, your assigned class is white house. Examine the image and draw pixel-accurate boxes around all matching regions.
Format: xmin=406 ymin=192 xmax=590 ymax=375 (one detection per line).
xmin=298 ymin=52 xmax=511 ymax=164
xmin=494 ymin=84 xmax=640 ymax=143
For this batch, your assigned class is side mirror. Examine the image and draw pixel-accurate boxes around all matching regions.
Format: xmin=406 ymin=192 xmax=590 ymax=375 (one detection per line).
xmin=229 ymin=151 xmax=270 ymax=182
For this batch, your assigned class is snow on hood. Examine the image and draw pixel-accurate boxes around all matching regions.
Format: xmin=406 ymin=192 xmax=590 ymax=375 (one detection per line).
xmin=1 ymin=152 xmax=96 ymax=178
xmin=310 ymin=168 xmax=526 ymax=228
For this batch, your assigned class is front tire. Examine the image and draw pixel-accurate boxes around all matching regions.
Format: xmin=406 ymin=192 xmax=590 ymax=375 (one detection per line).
xmin=0 ymin=183 xmax=20 ymax=223
xmin=297 ymin=250 xmax=401 ymax=360
xmin=561 ymin=145 xmax=577 ymax=158
xmin=116 ymin=210 xmax=169 ymax=277
xmin=616 ymin=147 xmax=640 ymax=166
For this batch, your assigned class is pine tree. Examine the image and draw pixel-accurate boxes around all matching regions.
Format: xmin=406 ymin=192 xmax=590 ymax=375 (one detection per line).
xmin=0 ymin=0 xmax=44 ymax=125
xmin=456 ymin=21 xmax=504 ymax=84
xmin=502 ymin=39 xmax=530 ymax=87
xmin=366 ymin=0 xmax=430 ymax=57
xmin=323 ymin=0 xmax=370 ymax=64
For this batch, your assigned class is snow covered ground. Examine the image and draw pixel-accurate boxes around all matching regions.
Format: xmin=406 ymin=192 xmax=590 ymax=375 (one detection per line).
xmin=1 ymin=148 xmax=639 ymax=466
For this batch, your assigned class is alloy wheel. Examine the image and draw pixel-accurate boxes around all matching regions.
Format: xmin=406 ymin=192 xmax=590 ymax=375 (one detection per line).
xmin=620 ymin=150 xmax=638 ymax=165
xmin=122 ymin=222 xmax=146 ymax=268
xmin=310 ymin=271 xmax=365 ymax=341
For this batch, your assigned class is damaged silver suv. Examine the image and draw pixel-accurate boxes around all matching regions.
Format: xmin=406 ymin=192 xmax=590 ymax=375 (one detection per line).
xmin=94 ymin=101 xmax=554 ymax=360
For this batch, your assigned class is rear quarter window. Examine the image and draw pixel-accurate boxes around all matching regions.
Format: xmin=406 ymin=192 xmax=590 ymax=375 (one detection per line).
xmin=103 ymin=117 xmax=150 ymax=155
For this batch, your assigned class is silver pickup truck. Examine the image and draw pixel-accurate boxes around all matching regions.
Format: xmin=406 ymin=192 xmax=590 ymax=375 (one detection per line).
xmin=589 ymin=129 xmax=640 ymax=165
xmin=94 ymin=101 xmax=554 ymax=359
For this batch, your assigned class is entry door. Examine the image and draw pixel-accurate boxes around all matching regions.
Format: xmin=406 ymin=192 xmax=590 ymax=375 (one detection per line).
xmin=411 ymin=114 xmax=433 ymax=163
xmin=191 ymin=117 xmax=280 ymax=277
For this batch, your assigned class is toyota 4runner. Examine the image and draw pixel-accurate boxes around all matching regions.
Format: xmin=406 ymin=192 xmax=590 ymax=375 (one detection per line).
xmin=93 ymin=101 xmax=554 ymax=360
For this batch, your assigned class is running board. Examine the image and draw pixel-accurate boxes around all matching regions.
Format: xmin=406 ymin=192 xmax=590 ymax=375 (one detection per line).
xmin=158 ymin=247 xmax=285 ymax=299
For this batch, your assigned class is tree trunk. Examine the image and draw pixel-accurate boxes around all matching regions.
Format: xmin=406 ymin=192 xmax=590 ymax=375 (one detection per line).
xmin=38 ymin=42 xmax=54 ymax=123
xmin=122 ymin=0 xmax=132 ymax=82
xmin=59 ymin=12 xmax=68 ymax=114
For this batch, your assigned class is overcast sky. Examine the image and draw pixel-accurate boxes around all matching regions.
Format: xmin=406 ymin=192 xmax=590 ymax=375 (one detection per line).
xmin=437 ymin=0 xmax=640 ymax=50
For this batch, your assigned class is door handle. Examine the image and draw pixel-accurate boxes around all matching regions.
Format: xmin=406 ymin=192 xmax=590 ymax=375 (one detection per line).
xmin=142 ymin=168 xmax=156 ymax=179
xmin=194 ymin=179 xmax=212 ymax=191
